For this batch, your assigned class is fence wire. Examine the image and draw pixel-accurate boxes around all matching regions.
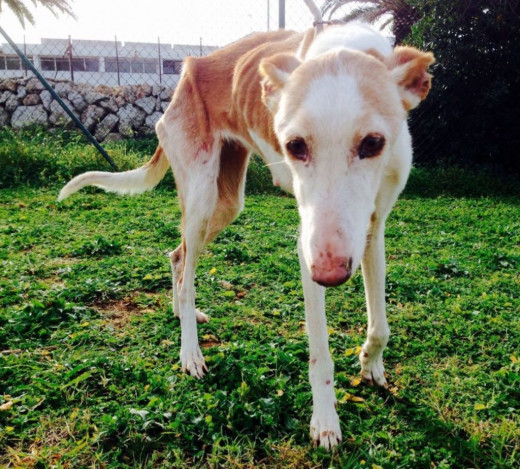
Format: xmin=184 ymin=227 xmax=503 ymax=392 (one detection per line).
xmin=1 ymin=0 xmax=516 ymax=171
xmin=0 ymin=1 xmax=317 ymax=140
xmin=0 ymin=1 xmax=378 ymax=135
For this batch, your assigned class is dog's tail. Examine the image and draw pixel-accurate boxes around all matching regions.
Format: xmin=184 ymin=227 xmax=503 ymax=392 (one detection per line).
xmin=58 ymin=146 xmax=170 ymax=202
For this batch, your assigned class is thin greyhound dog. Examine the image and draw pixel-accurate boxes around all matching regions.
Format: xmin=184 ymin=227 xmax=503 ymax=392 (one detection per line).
xmin=59 ymin=21 xmax=434 ymax=448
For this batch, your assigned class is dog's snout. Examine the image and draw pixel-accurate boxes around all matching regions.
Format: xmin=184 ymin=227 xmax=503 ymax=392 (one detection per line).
xmin=312 ymin=257 xmax=353 ymax=287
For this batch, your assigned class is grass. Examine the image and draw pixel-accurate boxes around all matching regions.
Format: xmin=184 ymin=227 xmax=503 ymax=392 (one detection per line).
xmin=1 ymin=129 xmax=520 ymax=467
xmin=0 ymin=127 xmax=275 ymax=194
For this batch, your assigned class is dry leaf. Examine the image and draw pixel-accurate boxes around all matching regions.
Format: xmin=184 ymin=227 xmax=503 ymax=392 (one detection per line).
xmin=0 ymin=401 xmax=13 ymax=411
xmin=218 ymin=280 xmax=233 ymax=290
xmin=350 ymin=377 xmax=362 ymax=387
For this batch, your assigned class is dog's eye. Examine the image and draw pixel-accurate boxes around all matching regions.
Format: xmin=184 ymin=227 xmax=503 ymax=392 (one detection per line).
xmin=285 ymin=138 xmax=309 ymax=161
xmin=358 ymin=134 xmax=385 ymax=159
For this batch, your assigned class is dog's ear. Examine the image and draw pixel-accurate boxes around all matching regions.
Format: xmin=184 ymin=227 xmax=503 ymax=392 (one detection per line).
xmin=387 ymin=46 xmax=435 ymax=111
xmin=259 ymin=53 xmax=301 ymax=112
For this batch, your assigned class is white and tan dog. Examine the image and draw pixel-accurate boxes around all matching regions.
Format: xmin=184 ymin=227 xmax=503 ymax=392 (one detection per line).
xmin=59 ymin=21 xmax=433 ymax=449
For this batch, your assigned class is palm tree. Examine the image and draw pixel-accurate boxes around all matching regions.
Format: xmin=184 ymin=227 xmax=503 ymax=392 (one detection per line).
xmin=0 ymin=0 xmax=75 ymax=27
xmin=321 ymin=0 xmax=419 ymax=44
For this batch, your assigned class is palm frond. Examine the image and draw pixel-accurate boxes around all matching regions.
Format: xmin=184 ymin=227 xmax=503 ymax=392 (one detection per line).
xmin=41 ymin=0 xmax=76 ymax=20
xmin=340 ymin=6 xmax=380 ymax=24
xmin=3 ymin=0 xmax=35 ymax=26
xmin=323 ymin=0 xmax=413 ymax=20
xmin=325 ymin=0 xmax=380 ymax=20
xmin=362 ymin=6 xmax=390 ymax=24
xmin=379 ymin=16 xmax=393 ymax=31
xmin=0 ymin=0 xmax=75 ymax=27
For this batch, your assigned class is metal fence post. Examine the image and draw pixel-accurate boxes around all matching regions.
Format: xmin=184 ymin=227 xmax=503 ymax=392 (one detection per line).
xmin=68 ymin=35 xmax=74 ymax=83
xmin=267 ymin=0 xmax=270 ymax=31
xmin=115 ymin=35 xmax=120 ymax=86
xmin=157 ymin=37 xmax=162 ymax=85
xmin=23 ymin=36 xmax=28 ymax=77
xmin=279 ymin=0 xmax=285 ymax=29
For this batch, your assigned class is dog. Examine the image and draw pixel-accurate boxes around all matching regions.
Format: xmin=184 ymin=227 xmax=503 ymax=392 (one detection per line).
xmin=58 ymin=22 xmax=434 ymax=449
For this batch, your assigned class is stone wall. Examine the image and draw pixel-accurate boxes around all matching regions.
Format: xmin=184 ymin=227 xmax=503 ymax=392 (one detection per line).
xmin=0 ymin=77 xmax=173 ymax=141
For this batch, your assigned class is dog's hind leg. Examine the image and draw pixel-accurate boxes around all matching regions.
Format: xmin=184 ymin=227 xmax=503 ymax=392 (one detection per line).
xmin=205 ymin=140 xmax=250 ymax=243
xmin=169 ymin=139 xmax=249 ymax=326
xmin=169 ymin=246 xmax=209 ymax=324
xmin=169 ymin=141 xmax=249 ymax=323
xmin=165 ymin=138 xmax=221 ymax=378
xmin=166 ymin=137 xmax=250 ymax=378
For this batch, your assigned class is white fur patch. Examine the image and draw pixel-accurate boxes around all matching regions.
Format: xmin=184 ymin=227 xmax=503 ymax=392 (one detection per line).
xmin=305 ymin=22 xmax=392 ymax=61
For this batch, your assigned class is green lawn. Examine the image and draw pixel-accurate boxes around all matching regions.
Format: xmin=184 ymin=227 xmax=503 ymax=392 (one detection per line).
xmin=1 ymin=173 xmax=519 ymax=468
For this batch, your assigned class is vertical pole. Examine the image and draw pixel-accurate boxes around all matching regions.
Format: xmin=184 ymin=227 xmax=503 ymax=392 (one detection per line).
xmin=23 ymin=35 xmax=27 ymax=76
xmin=157 ymin=37 xmax=162 ymax=84
xmin=115 ymin=36 xmax=120 ymax=86
xmin=68 ymin=35 xmax=74 ymax=83
xmin=279 ymin=0 xmax=286 ymax=29
xmin=267 ymin=0 xmax=270 ymax=31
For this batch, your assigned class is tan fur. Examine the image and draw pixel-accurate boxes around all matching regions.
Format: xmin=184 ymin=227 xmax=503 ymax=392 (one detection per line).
xmin=207 ymin=140 xmax=250 ymax=243
xmin=144 ymin=146 xmax=170 ymax=183
xmin=296 ymin=28 xmax=318 ymax=59
xmin=387 ymin=46 xmax=435 ymax=110
xmin=164 ymin=30 xmax=302 ymax=154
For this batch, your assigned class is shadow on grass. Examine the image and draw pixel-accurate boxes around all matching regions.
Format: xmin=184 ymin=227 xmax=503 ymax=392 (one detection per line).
xmin=404 ymin=166 xmax=520 ymax=199
xmin=374 ymin=386 xmax=484 ymax=468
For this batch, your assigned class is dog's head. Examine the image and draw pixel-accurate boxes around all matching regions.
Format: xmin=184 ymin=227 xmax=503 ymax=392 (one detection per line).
xmin=260 ymin=43 xmax=434 ymax=287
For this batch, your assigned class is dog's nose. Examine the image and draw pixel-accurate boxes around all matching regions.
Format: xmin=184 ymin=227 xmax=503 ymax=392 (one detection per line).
xmin=311 ymin=257 xmax=353 ymax=287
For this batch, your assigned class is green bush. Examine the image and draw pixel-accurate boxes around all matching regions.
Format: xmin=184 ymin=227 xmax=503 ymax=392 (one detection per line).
xmin=406 ymin=0 xmax=520 ymax=173
xmin=0 ymin=127 xmax=159 ymax=188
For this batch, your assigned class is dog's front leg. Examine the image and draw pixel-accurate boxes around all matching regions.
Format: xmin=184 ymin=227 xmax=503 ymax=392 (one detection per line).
xmin=298 ymin=238 xmax=341 ymax=450
xmin=359 ymin=215 xmax=390 ymax=387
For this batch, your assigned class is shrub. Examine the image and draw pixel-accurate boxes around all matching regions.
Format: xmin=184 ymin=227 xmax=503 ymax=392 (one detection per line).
xmin=406 ymin=0 xmax=520 ymax=173
xmin=0 ymin=127 xmax=160 ymax=188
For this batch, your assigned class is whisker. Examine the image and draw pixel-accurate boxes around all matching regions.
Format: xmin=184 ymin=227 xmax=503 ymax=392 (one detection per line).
xmin=264 ymin=161 xmax=287 ymax=167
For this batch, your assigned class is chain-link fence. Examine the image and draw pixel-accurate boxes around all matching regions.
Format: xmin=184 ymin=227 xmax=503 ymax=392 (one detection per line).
xmin=0 ymin=1 xmax=317 ymax=89
xmin=1 ymin=1 xmax=517 ymax=171
xmin=0 ymin=1 xmax=317 ymax=141
xmin=0 ymin=37 xmax=218 ymax=89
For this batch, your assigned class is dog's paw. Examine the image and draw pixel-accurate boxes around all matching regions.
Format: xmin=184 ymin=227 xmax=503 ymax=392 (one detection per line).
xmin=174 ymin=309 xmax=209 ymax=324
xmin=359 ymin=347 xmax=387 ymax=387
xmin=310 ymin=408 xmax=342 ymax=450
xmin=180 ymin=345 xmax=208 ymax=379
xmin=195 ymin=309 xmax=210 ymax=324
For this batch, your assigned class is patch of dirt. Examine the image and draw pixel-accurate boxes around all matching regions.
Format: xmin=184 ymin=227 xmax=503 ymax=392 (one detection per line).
xmin=200 ymin=333 xmax=221 ymax=349
xmin=40 ymin=276 xmax=66 ymax=289
xmin=92 ymin=293 xmax=161 ymax=328
xmin=201 ymin=340 xmax=221 ymax=349
xmin=47 ymin=257 xmax=81 ymax=268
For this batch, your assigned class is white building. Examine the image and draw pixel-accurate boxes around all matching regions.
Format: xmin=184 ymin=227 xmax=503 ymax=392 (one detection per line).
xmin=0 ymin=37 xmax=218 ymax=88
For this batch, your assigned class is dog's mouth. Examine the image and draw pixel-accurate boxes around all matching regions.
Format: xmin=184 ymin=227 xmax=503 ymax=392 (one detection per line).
xmin=311 ymin=257 xmax=353 ymax=287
